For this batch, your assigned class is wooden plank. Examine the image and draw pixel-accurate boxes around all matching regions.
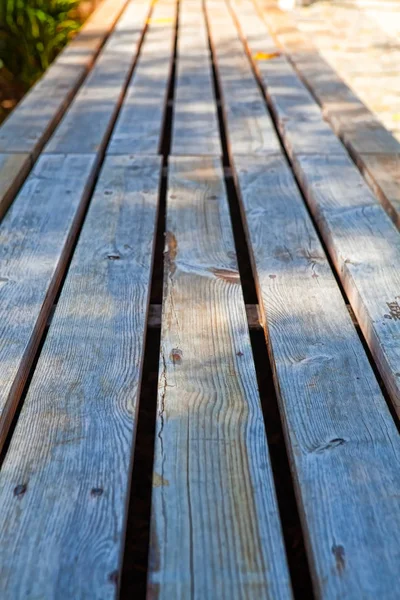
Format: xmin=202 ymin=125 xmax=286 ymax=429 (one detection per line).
xmin=231 ymin=0 xmax=400 ymax=410
xmin=292 ymin=152 xmax=400 ymax=410
xmin=342 ymin=124 xmax=400 ymax=156
xmin=0 ymin=155 xmax=162 ymax=598
xmin=205 ymin=0 xmax=280 ymax=155
xmin=54 ymin=0 xmax=129 ymax=69
xmin=0 ymin=153 xmax=97 ymax=452
xmin=287 ymin=52 xmax=378 ymax=134
xmin=171 ymin=0 xmax=221 ymax=156
xmin=107 ymin=0 xmax=177 ymax=155
xmin=229 ymin=0 xmax=345 ymax=157
xmin=0 ymin=154 xmax=31 ymax=220
xmin=44 ymin=0 xmax=152 ymax=155
xmin=356 ymin=153 xmax=400 ymax=229
xmin=0 ymin=0 xmax=129 ymax=158
xmin=148 ymin=156 xmax=292 ymax=599
xmin=234 ymin=152 xmax=400 ymax=599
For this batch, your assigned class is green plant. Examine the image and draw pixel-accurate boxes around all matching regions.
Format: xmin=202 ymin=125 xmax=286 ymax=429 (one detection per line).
xmin=0 ymin=0 xmax=82 ymax=90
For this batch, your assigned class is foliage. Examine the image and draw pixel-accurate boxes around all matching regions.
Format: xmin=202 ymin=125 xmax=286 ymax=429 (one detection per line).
xmin=0 ymin=0 xmax=82 ymax=90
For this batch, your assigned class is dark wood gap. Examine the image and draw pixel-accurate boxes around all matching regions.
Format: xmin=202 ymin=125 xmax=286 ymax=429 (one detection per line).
xmin=250 ymin=329 xmax=316 ymax=599
xmin=120 ymin=1 xmax=180 ymax=597
xmin=148 ymin=302 xmax=262 ymax=329
xmin=204 ymin=4 xmax=258 ymax=304
xmin=119 ymin=328 xmax=161 ymax=599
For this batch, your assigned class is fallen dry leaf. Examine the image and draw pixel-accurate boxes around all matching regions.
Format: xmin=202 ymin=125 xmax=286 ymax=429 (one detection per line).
xmin=253 ymin=51 xmax=281 ymax=60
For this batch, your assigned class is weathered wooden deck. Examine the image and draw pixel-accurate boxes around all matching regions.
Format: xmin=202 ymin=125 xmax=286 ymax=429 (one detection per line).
xmin=0 ymin=0 xmax=399 ymax=598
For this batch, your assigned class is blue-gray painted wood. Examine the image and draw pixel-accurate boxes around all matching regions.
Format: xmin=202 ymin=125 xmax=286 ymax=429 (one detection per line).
xmin=230 ymin=0 xmax=400 ymax=416
xmin=206 ymin=0 xmax=280 ymax=155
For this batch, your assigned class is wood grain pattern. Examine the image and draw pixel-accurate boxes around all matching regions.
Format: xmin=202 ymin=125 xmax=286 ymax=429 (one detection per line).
xmin=45 ymin=0 xmax=152 ymax=155
xmin=0 ymin=153 xmax=97 ymax=453
xmin=292 ymin=152 xmax=400 ymax=411
xmin=107 ymin=0 xmax=176 ymax=155
xmin=205 ymin=0 xmax=280 ymax=155
xmin=0 ymin=155 xmax=161 ymax=599
xmin=233 ymin=151 xmax=400 ymax=600
xmin=148 ymin=156 xmax=292 ymax=599
xmin=0 ymin=0 xmax=129 ymax=157
xmin=171 ymin=0 xmax=221 ymax=156
xmin=0 ymin=154 xmax=31 ymax=220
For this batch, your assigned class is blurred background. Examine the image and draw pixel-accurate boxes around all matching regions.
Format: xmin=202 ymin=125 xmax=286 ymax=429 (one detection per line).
xmin=1 ymin=0 xmax=400 ymax=142
xmin=274 ymin=0 xmax=400 ymax=141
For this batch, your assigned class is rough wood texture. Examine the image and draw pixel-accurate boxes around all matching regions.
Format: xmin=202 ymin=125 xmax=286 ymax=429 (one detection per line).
xmin=0 ymin=0 xmax=129 ymax=158
xmin=0 ymin=154 xmax=31 ymax=220
xmin=45 ymin=0 xmax=152 ymax=155
xmin=205 ymin=0 xmax=280 ymax=155
xmin=0 ymin=153 xmax=97 ymax=452
xmin=229 ymin=0 xmax=344 ymax=157
xmin=356 ymin=153 xmax=400 ymax=229
xmin=148 ymin=156 xmax=292 ymax=599
xmin=108 ymin=0 xmax=176 ymax=155
xmin=293 ymin=152 xmax=400 ymax=411
xmin=234 ymin=151 xmax=400 ymax=600
xmin=0 ymin=155 xmax=161 ymax=599
xmin=171 ymin=0 xmax=221 ymax=156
